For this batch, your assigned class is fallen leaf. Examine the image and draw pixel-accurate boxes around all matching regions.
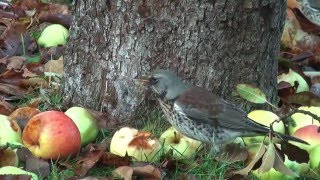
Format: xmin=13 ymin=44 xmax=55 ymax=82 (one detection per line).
xmin=100 ymin=152 xmax=132 ymax=167
xmin=132 ymin=164 xmax=161 ymax=179
xmin=74 ymin=141 xmax=109 ymax=177
xmin=233 ymin=143 xmax=266 ymax=176
xmin=44 ymin=57 xmax=63 ymax=76
xmin=25 ymin=156 xmax=50 ymax=178
xmin=287 ymin=91 xmax=320 ymax=106
xmin=112 ymin=166 xmax=133 ymax=180
xmin=215 ymin=143 xmax=248 ymax=163
xmin=0 ymin=99 xmax=16 ymax=116
xmin=0 ymin=148 xmax=18 ymax=167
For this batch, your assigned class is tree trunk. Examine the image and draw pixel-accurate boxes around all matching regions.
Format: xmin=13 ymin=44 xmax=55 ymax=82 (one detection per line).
xmin=61 ymin=0 xmax=285 ymax=122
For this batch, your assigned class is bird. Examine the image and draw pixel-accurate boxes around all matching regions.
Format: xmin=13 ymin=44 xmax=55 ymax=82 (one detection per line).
xmin=144 ymin=69 xmax=308 ymax=153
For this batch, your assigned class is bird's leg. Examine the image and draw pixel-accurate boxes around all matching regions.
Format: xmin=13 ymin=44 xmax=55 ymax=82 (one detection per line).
xmin=210 ymin=144 xmax=223 ymax=157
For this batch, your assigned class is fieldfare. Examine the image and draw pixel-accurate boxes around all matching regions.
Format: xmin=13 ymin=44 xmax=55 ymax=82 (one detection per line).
xmin=145 ymin=69 xmax=308 ymax=153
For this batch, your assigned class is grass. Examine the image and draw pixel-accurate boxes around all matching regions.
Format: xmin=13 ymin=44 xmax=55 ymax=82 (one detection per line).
xmin=15 ymin=88 xmax=239 ymax=179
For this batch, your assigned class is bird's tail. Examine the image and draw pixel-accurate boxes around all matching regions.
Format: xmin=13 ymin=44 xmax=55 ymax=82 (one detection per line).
xmin=274 ymin=132 xmax=309 ymax=145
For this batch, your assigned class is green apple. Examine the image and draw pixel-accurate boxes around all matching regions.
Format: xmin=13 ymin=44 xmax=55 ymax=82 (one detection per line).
xmin=37 ymin=24 xmax=69 ymax=47
xmin=309 ymin=144 xmax=320 ymax=169
xmin=65 ymin=107 xmax=100 ymax=146
xmin=0 ymin=114 xmax=22 ymax=146
xmin=289 ymin=106 xmax=320 ymax=135
xmin=159 ymin=126 xmax=202 ymax=159
xmin=277 ymin=69 xmax=309 ymax=93
xmin=0 ymin=166 xmax=38 ymax=180
xmin=110 ymin=127 xmax=162 ymax=162
xmin=243 ymin=110 xmax=284 ymax=145
xmin=290 ymin=125 xmax=320 ymax=152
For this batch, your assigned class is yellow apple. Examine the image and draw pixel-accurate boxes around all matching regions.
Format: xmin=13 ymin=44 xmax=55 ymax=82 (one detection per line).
xmin=110 ymin=127 xmax=162 ymax=162
xmin=37 ymin=24 xmax=69 ymax=47
xmin=289 ymin=106 xmax=320 ymax=135
xmin=159 ymin=126 xmax=202 ymax=159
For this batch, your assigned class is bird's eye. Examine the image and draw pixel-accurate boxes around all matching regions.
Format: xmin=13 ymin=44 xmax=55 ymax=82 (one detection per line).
xmin=150 ymin=76 xmax=158 ymax=84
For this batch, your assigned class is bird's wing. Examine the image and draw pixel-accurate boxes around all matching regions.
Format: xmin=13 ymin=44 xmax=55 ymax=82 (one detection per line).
xmin=174 ymin=87 xmax=269 ymax=133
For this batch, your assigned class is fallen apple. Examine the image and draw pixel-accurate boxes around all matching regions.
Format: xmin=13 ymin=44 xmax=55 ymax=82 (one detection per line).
xmin=289 ymin=106 xmax=320 ymax=135
xmin=22 ymin=111 xmax=81 ymax=160
xmin=242 ymin=110 xmax=284 ymax=145
xmin=290 ymin=125 xmax=320 ymax=152
xmin=0 ymin=166 xmax=38 ymax=180
xmin=309 ymin=144 xmax=320 ymax=169
xmin=0 ymin=114 xmax=22 ymax=146
xmin=110 ymin=127 xmax=162 ymax=162
xmin=65 ymin=107 xmax=100 ymax=146
xmin=37 ymin=24 xmax=69 ymax=48
xmin=159 ymin=126 xmax=202 ymax=159
xmin=277 ymin=69 xmax=309 ymax=93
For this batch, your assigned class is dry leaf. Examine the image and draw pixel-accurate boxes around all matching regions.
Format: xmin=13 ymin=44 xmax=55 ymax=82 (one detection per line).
xmin=100 ymin=152 xmax=132 ymax=167
xmin=258 ymin=143 xmax=275 ymax=174
xmin=273 ymin=148 xmax=299 ymax=177
xmin=215 ymin=143 xmax=248 ymax=163
xmin=112 ymin=166 xmax=133 ymax=180
xmin=233 ymin=143 xmax=266 ymax=176
xmin=132 ymin=164 xmax=161 ymax=179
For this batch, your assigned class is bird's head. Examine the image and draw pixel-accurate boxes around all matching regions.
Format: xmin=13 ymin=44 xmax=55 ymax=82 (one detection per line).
xmin=146 ymin=69 xmax=189 ymax=100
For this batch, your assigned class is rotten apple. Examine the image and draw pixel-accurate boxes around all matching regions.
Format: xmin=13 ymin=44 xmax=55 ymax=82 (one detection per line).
xmin=110 ymin=127 xmax=162 ymax=162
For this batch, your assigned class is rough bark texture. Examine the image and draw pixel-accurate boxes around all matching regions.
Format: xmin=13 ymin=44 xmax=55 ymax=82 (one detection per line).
xmin=61 ymin=0 xmax=286 ymax=122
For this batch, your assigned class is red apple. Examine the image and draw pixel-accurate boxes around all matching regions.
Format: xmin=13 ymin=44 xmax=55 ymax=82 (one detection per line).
xmin=290 ymin=125 xmax=320 ymax=152
xmin=22 ymin=111 xmax=81 ymax=160
xmin=289 ymin=106 xmax=320 ymax=135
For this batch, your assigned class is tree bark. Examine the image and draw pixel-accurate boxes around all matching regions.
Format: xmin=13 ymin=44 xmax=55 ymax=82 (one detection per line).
xmin=61 ymin=0 xmax=286 ymax=122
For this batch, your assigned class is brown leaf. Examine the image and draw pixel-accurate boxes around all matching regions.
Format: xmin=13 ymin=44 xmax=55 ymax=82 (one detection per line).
xmin=287 ymin=91 xmax=320 ymax=106
xmin=233 ymin=143 xmax=266 ymax=176
xmin=258 ymin=143 xmax=275 ymax=174
xmin=74 ymin=141 xmax=109 ymax=177
xmin=112 ymin=166 xmax=133 ymax=180
xmin=100 ymin=152 xmax=132 ymax=167
xmin=277 ymin=81 xmax=296 ymax=100
xmin=6 ymin=56 xmax=25 ymax=70
xmin=280 ymin=142 xmax=309 ymax=163
xmin=215 ymin=143 xmax=248 ymax=163
xmin=273 ymin=148 xmax=299 ymax=177
xmin=44 ymin=57 xmax=63 ymax=75
xmin=0 ymin=148 xmax=18 ymax=167
xmin=8 ymin=107 xmax=41 ymax=130
xmin=0 ymin=99 xmax=16 ymax=116
xmin=25 ymin=156 xmax=50 ymax=178
xmin=16 ymin=147 xmax=33 ymax=162
xmin=0 ymin=82 xmax=28 ymax=97
xmin=132 ymin=164 xmax=161 ymax=179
